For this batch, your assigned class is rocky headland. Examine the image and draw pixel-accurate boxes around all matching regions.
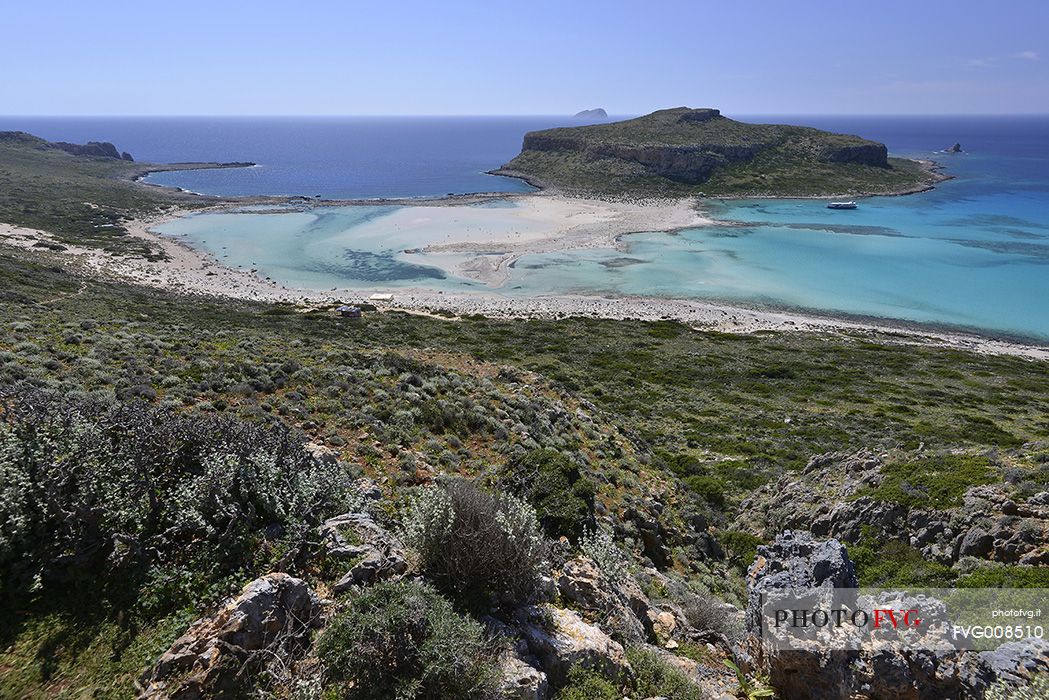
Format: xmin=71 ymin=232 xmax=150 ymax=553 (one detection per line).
xmin=494 ymin=107 xmax=946 ymax=198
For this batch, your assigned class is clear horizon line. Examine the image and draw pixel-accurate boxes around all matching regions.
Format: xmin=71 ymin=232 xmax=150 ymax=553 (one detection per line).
xmin=3 ymin=112 xmax=1049 ymax=119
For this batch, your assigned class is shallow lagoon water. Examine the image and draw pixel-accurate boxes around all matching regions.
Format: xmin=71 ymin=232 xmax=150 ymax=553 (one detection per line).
xmin=158 ymin=205 xmax=484 ymax=290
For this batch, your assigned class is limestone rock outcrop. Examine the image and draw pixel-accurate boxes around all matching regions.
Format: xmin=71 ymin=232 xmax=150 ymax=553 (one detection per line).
xmin=499 ymin=651 xmax=550 ymax=700
xmin=138 ymin=573 xmax=320 ymax=699
xmin=515 ymin=605 xmax=632 ymax=688
xmin=744 ymin=531 xmax=1049 ymax=699
xmin=317 ymin=511 xmax=408 ymax=592
xmin=53 ymin=140 xmax=126 ymax=159
xmin=736 ymin=450 xmax=1049 ymax=568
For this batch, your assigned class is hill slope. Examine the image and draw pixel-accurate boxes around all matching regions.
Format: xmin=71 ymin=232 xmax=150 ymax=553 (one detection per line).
xmin=495 ymin=107 xmax=942 ymax=197
xmin=0 ymin=131 xmax=249 ymax=257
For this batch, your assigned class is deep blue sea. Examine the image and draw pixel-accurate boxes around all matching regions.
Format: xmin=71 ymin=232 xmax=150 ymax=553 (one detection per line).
xmin=0 ymin=116 xmax=611 ymax=198
xmin=2 ymin=115 xmax=1048 ymax=339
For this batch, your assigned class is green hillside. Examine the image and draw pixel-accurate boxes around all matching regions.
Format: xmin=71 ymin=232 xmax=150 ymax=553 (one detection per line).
xmin=0 ymin=131 xmax=246 ymax=258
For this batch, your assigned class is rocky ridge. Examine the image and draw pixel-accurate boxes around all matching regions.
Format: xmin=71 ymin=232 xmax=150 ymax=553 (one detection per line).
xmin=735 ymin=450 xmax=1049 ymax=570
xmin=0 ymin=131 xmax=134 ymax=160
xmin=493 ymin=107 xmax=932 ymax=197
xmin=137 ymin=513 xmax=1046 ymax=699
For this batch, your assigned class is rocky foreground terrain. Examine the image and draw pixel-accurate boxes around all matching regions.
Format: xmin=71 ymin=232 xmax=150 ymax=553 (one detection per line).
xmin=133 ymin=484 xmax=1049 ymax=699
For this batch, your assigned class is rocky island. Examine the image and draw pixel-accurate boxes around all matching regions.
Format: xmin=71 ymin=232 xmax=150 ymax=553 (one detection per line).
xmin=495 ymin=107 xmax=944 ymax=197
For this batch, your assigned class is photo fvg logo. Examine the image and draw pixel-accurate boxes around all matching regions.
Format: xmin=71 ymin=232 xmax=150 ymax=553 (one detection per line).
xmin=756 ymin=588 xmax=1049 ymax=652
xmin=773 ymin=607 xmax=923 ymax=630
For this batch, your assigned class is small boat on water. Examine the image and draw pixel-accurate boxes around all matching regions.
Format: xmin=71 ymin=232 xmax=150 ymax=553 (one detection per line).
xmin=827 ymin=201 xmax=858 ymax=210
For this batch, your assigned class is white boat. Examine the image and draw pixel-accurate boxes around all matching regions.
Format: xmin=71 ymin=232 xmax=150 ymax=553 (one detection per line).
xmin=827 ymin=201 xmax=858 ymax=210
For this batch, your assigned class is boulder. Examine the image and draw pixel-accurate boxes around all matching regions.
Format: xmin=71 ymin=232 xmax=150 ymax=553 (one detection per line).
xmin=627 ymin=507 xmax=675 ymax=569
xmin=1029 ymin=492 xmax=1049 ymax=506
xmin=318 ymin=512 xmax=408 ymax=592
xmin=500 ymin=652 xmax=550 ymax=700
xmin=825 ymin=497 xmax=907 ymax=543
xmin=743 ymin=532 xmax=1049 ymax=699
xmin=557 ymin=556 xmax=647 ymax=641
xmin=745 ymin=530 xmax=857 ymax=632
xmin=958 ymin=527 xmax=994 ymax=558
xmin=979 ymin=637 xmax=1049 ymax=686
xmin=515 ymin=605 xmax=631 ymax=688
xmin=138 ymin=573 xmax=320 ymax=699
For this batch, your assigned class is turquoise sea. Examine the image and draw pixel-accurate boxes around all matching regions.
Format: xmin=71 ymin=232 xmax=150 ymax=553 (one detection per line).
xmin=4 ymin=116 xmax=1047 ymax=340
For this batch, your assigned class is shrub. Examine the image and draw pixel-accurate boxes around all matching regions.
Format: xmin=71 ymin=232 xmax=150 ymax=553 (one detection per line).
xmin=317 ymin=580 xmax=502 ymax=700
xmin=719 ymin=530 xmax=764 ymax=567
xmin=984 ymin=673 xmax=1049 ymax=700
xmin=957 ymin=566 xmax=1049 ymax=589
xmin=554 ymin=666 xmax=620 ymax=700
xmin=850 ymin=539 xmax=956 ymax=588
xmin=866 ymin=454 xmax=995 ymax=509
xmin=660 ymin=576 xmax=742 ymax=642
xmin=508 ymin=449 xmax=595 ymax=542
xmin=579 ymin=527 xmax=631 ymax=582
xmin=627 ymin=646 xmax=702 ymax=700
xmin=683 ymin=475 xmax=726 ymax=508
xmin=401 ymin=477 xmax=548 ymax=604
xmin=0 ymin=387 xmax=359 ymax=607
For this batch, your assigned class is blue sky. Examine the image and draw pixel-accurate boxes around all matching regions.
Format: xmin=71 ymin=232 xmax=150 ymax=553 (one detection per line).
xmin=3 ymin=0 xmax=1046 ymax=115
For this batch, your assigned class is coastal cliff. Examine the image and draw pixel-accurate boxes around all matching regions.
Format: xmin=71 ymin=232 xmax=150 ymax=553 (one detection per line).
xmin=0 ymin=130 xmax=134 ymax=161
xmin=496 ymin=107 xmax=939 ymax=197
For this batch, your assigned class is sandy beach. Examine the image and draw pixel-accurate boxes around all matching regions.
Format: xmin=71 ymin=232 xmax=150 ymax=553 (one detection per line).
xmin=2 ymin=196 xmax=1047 ymax=362
xmin=351 ymin=194 xmax=710 ymax=286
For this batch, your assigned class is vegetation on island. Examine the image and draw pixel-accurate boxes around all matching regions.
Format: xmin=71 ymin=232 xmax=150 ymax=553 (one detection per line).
xmin=0 ymin=133 xmax=1044 ymax=698
xmin=495 ymin=107 xmax=941 ymax=197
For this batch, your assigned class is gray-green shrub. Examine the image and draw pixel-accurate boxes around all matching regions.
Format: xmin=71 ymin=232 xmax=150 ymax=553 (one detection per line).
xmin=0 ymin=387 xmax=359 ymax=608
xmin=627 ymin=646 xmax=702 ymax=700
xmin=401 ymin=477 xmax=548 ymax=605
xmin=317 ymin=579 xmax=501 ymax=700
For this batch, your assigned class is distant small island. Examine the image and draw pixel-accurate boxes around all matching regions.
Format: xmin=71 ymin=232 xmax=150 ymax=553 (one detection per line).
xmin=574 ymin=108 xmax=607 ymax=119
xmin=495 ymin=107 xmax=945 ymax=197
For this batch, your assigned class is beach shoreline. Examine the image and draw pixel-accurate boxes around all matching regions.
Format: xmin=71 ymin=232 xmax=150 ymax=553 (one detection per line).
xmin=2 ymin=198 xmax=1047 ymax=361
xmin=1 ymin=146 xmax=1039 ymax=360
